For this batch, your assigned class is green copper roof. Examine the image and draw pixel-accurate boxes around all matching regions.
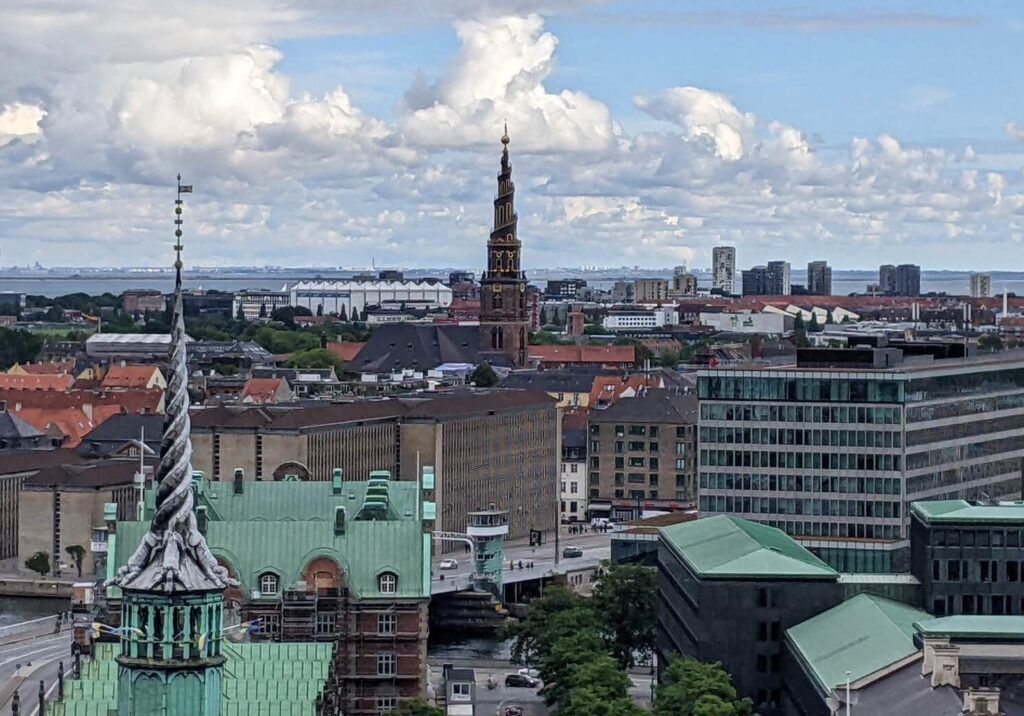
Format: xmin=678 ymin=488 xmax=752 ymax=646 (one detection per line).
xmin=911 ymin=500 xmax=1024 ymax=524
xmin=115 ymin=478 xmax=429 ymax=599
xmin=52 ymin=642 xmax=332 ymax=716
xmin=785 ymin=594 xmax=931 ymax=696
xmin=659 ymin=515 xmax=837 ymax=579
xmin=915 ymin=615 xmax=1024 ymax=640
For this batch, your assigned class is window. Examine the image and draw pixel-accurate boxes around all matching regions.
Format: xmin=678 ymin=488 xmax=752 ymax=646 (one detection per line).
xmin=376 ymin=697 xmax=398 ymax=714
xmin=378 ymin=572 xmax=398 ymax=594
xmin=377 ymin=612 xmax=397 ymax=635
xmin=259 ymin=572 xmax=279 ymax=595
xmin=377 ymin=652 xmax=397 ymax=676
xmin=452 ymin=683 xmax=471 ymax=700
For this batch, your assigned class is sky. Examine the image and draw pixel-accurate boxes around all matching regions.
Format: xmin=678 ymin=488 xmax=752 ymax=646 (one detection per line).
xmin=1 ymin=0 xmax=1023 ymax=271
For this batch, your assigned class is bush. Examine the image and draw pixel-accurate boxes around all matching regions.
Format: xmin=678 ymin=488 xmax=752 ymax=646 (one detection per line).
xmin=25 ymin=551 xmax=50 ymax=576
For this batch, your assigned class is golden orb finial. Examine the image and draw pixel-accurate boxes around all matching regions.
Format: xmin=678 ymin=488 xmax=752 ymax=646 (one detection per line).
xmin=501 ymin=120 xmax=510 ymax=145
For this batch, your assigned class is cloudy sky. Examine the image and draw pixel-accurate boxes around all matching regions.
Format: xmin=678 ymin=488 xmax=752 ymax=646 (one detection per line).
xmin=1 ymin=0 xmax=1023 ymax=271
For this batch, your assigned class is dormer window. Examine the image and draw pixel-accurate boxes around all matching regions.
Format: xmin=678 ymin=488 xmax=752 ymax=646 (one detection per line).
xmin=378 ymin=572 xmax=397 ymax=594
xmin=259 ymin=572 xmax=279 ymax=595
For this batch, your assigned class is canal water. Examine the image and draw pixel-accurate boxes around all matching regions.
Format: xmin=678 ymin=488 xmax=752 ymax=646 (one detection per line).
xmin=0 ymin=596 xmax=68 ymax=628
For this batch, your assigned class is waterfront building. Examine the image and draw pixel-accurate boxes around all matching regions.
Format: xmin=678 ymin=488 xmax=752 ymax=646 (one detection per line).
xmin=634 ymin=278 xmax=669 ymax=303
xmin=0 ymin=449 xmax=86 ymax=560
xmin=120 ymin=289 xmax=166 ymax=318
xmin=544 ymin=279 xmax=587 ymax=299
xmin=806 ymin=261 xmax=832 ymax=296
xmin=611 ymin=280 xmax=635 ymax=303
xmin=479 ymin=127 xmax=530 ymax=367
xmin=290 ymin=279 xmax=452 ymax=319
xmin=698 ymin=348 xmax=1024 ymax=571
xmin=189 ymin=390 xmax=559 ymax=543
xmin=587 ymin=388 xmax=698 ymax=519
xmin=971 ymin=272 xmax=992 ymax=298
xmin=880 ymin=263 xmax=921 ymax=296
xmin=107 ymin=468 xmax=432 ymax=714
xmin=712 ymin=246 xmax=736 ymax=294
xmin=657 ymin=515 xmax=842 ymax=715
xmin=742 ymin=262 xmax=790 ymax=296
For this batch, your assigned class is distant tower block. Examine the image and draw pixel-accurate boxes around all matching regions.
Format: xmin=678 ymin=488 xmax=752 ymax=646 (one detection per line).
xmin=467 ymin=508 xmax=509 ymax=596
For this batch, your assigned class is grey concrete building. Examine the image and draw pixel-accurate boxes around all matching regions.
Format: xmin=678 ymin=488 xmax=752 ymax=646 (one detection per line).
xmin=698 ymin=349 xmax=1024 ymax=572
xmin=634 ymin=278 xmax=669 ymax=303
xmin=712 ymin=246 xmax=736 ymax=294
xmin=806 ymin=261 xmax=832 ymax=296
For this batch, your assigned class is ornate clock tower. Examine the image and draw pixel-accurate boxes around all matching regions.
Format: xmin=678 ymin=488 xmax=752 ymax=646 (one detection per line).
xmin=479 ymin=125 xmax=529 ymax=367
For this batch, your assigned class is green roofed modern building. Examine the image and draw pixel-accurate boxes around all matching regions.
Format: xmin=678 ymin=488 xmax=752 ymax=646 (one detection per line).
xmin=697 ymin=347 xmax=1024 ymax=573
xmin=656 ymin=515 xmax=843 ymax=714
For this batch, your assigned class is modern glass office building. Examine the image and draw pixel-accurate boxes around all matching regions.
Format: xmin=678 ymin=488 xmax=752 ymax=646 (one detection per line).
xmin=697 ymin=353 xmax=1024 ymax=572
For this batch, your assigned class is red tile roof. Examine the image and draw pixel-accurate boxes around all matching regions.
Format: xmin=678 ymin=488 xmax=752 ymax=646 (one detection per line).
xmin=101 ymin=365 xmax=162 ymax=389
xmin=13 ymin=361 xmax=76 ymax=375
xmin=325 ymin=341 xmax=365 ymax=362
xmin=0 ymin=374 xmax=75 ymax=391
xmin=589 ymin=374 xmax=663 ymax=408
xmin=529 ymin=344 xmax=635 ymax=366
xmin=240 ymin=377 xmax=287 ymax=404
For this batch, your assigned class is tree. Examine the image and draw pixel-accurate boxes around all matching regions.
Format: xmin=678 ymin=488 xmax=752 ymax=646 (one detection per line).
xmin=350 ymin=306 xmax=360 ymax=322
xmin=287 ymin=348 xmax=346 ymax=373
xmin=338 ymin=305 xmax=348 ymax=322
xmin=65 ymin=545 xmax=85 ymax=578
xmin=654 ymin=656 xmax=752 ymax=716
xmin=658 ymin=349 xmax=682 ymax=368
xmin=539 ymin=628 xmax=606 ymax=707
xmin=0 ymin=327 xmax=44 ymax=369
xmin=316 ymin=303 xmax=324 ymax=317
xmin=44 ymin=306 xmax=64 ymax=322
xmin=558 ymin=655 xmax=645 ymax=716
xmin=25 ymin=551 xmax=50 ymax=576
xmin=592 ymin=562 xmax=657 ymax=668
xmin=613 ymin=336 xmax=653 ymax=365
xmin=271 ymin=305 xmax=313 ymax=328
xmin=530 ymin=329 xmax=561 ymax=345
xmin=469 ymin=362 xmax=499 ymax=387
xmin=386 ymin=698 xmax=444 ymax=716
xmin=236 ymin=303 xmax=246 ymax=321
xmin=793 ymin=314 xmax=809 ymax=348
xmin=979 ymin=333 xmax=1004 ymax=352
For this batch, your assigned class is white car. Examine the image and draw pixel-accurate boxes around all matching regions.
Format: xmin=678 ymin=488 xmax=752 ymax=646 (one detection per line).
xmin=439 ymin=559 xmax=459 ymax=570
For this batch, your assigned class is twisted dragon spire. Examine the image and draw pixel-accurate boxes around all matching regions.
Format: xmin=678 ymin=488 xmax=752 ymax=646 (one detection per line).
xmin=114 ymin=177 xmax=236 ymax=594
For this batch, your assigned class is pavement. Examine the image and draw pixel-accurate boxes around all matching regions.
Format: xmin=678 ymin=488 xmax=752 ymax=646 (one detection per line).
xmin=431 ymin=529 xmax=614 ymax=594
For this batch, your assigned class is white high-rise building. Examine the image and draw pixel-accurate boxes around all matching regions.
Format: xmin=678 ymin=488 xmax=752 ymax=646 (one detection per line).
xmin=712 ymin=246 xmax=736 ymax=294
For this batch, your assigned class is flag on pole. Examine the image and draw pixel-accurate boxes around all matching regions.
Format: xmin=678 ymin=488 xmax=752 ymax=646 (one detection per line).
xmin=179 ymin=185 xmax=193 ymax=193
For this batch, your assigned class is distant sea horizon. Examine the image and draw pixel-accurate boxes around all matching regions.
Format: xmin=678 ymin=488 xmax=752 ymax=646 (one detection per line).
xmin=3 ymin=268 xmax=1024 ymax=299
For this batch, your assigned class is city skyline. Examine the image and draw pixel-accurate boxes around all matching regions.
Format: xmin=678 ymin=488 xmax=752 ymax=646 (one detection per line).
xmin=2 ymin=1 xmax=1024 ymax=269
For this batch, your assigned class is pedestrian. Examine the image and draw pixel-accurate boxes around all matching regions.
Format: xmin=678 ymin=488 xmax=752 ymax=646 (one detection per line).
xmin=518 ymin=560 xmax=523 ymax=569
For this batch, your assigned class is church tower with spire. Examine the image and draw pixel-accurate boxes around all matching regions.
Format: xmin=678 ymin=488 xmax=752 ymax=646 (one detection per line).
xmin=112 ymin=176 xmax=237 ymax=716
xmin=479 ymin=125 xmax=529 ymax=367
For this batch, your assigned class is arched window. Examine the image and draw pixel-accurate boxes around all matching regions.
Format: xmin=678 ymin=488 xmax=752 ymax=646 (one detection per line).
xmin=378 ymin=572 xmax=398 ymax=594
xmin=259 ymin=572 xmax=279 ymax=595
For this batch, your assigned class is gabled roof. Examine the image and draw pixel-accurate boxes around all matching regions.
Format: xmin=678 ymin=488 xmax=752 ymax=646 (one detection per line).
xmin=100 ymin=364 xmax=162 ymax=389
xmin=911 ymin=499 xmax=1024 ymax=524
xmin=589 ymin=373 xmax=663 ymax=407
xmin=8 ymin=360 xmax=75 ymax=375
xmin=589 ymin=388 xmax=697 ymax=423
xmin=325 ymin=340 xmax=365 ymax=362
xmin=0 ymin=448 xmax=84 ymax=476
xmin=0 ymin=373 xmax=74 ymax=390
xmin=529 ymin=344 xmax=635 ymax=364
xmin=501 ymin=368 xmax=606 ymax=393
xmin=351 ymin=323 xmax=481 ymax=373
xmin=0 ymin=410 xmax=44 ymax=439
xmin=659 ymin=515 xmax=837 ymax=579
xmin=240 ymin=377 xmax=290 ymax=404
xmin=786 ymin=594 xmax=931 ymax=695
xmin=115 ymin=478 xmax=429 ymax=599
xmin=23 ymin=460 xmax=143 ymax=489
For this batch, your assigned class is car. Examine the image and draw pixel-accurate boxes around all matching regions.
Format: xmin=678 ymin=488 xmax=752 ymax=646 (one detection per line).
xmin=505 ymin=673 xmax=539 ymax=688
xmin=504 ymin=706 xmax=524 ymax=716
xmin=562 ymin=546 xmax=583 ymax=558
xmin=517 ymin=667 xmax=540 ymax=678
xmin=439 ymin=559 xmax=459 ymax=570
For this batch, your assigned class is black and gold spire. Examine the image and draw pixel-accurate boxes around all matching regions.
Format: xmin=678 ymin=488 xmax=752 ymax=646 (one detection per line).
xmin=479 ymin=126 xmax=529 ymax=367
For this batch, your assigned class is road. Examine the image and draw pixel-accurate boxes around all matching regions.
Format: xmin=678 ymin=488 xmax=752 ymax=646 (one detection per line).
xmin=426 ymin=661 xmax=654 ymax=715
xmin=0 ymin=628 xmax=72 ymax=716
xmin=431 ymin=530 xmax=613 ymax=594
